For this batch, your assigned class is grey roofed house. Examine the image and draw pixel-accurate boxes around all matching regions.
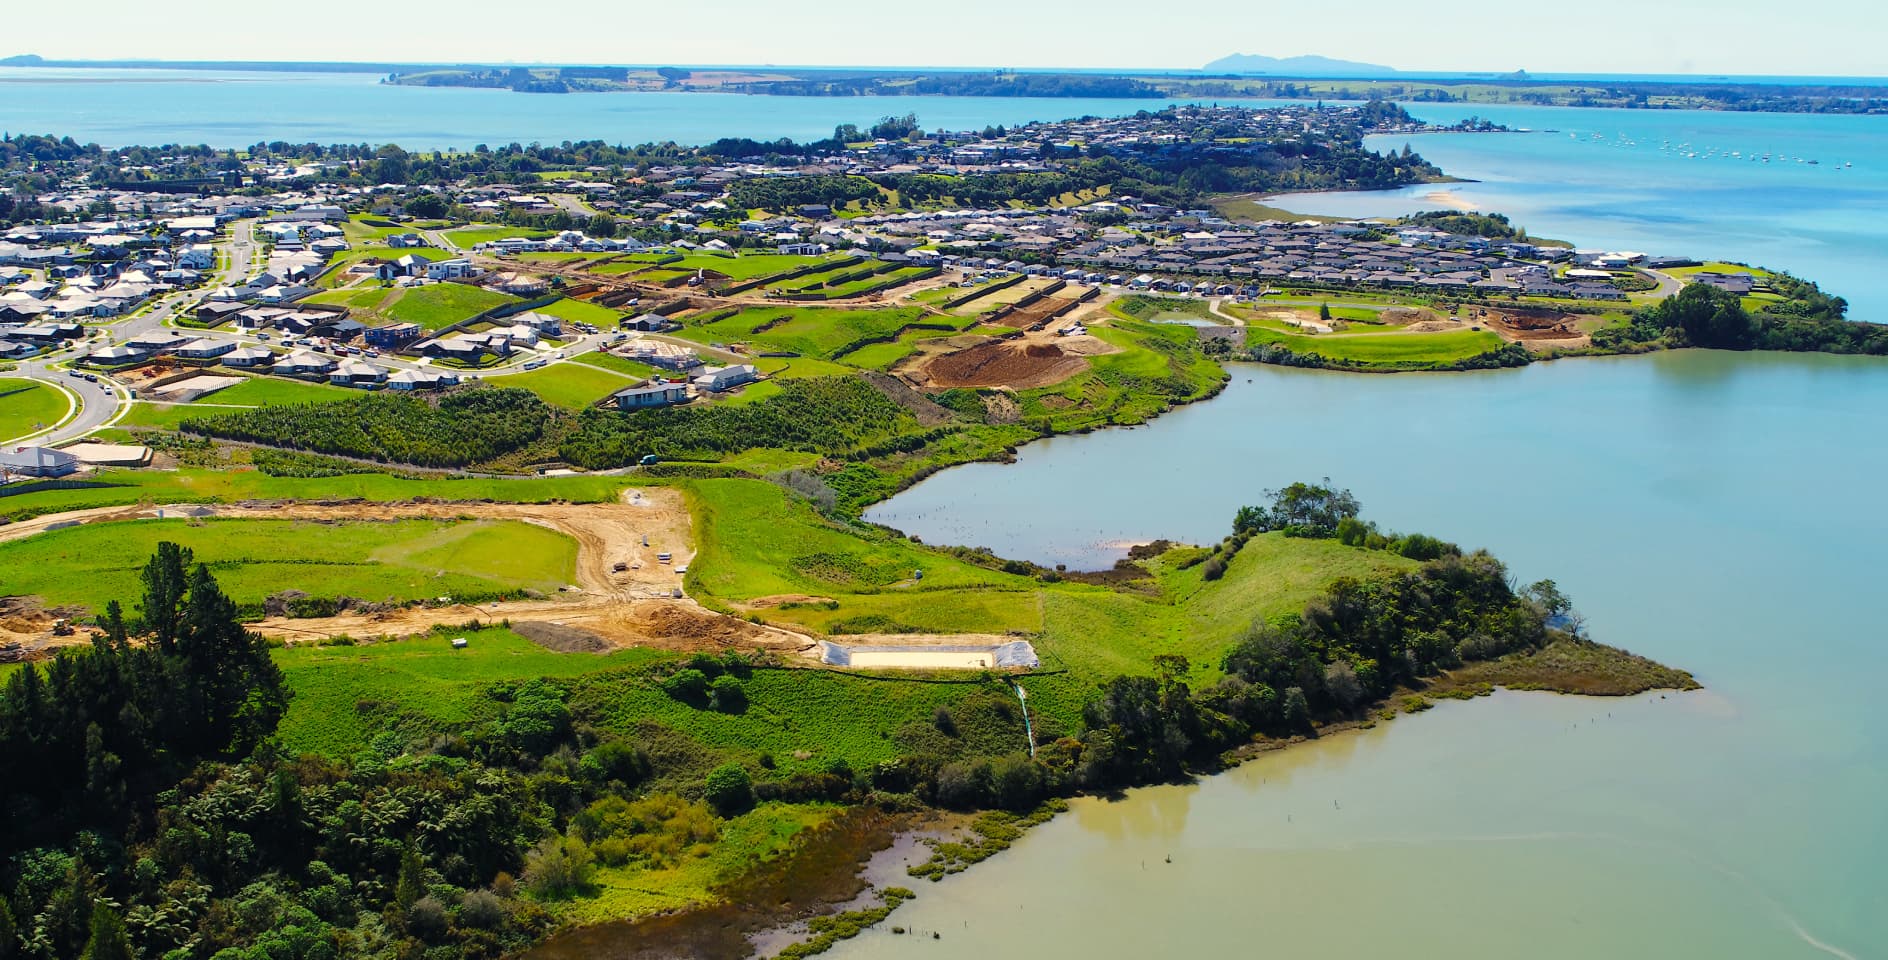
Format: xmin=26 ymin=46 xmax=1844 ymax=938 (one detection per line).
xmin=84 ymin=344 xmax=151 ymax=366
xmin=610 ymin=381 xmax=690 ymax=409
xmin=221 ymin=346 xmax=275 ymax=367
xmin=0 ymin=445 xmax=80 ymax=479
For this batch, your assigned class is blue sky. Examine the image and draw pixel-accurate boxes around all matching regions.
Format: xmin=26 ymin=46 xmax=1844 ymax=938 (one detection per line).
xmin=8 ymin=0 xmax=1884 ymax=76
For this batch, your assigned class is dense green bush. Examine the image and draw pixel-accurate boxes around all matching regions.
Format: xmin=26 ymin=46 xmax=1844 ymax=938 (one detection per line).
xmin=184 ymin=388 xmax=554 ymax=467
xmin=559 ymin=376 xmax=920 ymax=468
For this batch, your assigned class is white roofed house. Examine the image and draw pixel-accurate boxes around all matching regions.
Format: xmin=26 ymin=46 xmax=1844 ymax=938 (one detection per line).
xmin=425 ymin=258 xmax=480 ymax=281
xmin=693 ymin=364 xmax=760 ymax=393
xmin=387 ymin=368 xmax=460 ymax=391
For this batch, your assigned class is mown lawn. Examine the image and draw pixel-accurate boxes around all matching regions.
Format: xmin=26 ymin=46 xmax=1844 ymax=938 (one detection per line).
xmin=387 ymin=284 xmax=522 ymax=330
xmin=487 ymin=362 xmax=635 ymax=410
xmin=0 ymin=377 xmax=69 ymax=441
xmin=0 ymin=517 xmax=579 ymax=616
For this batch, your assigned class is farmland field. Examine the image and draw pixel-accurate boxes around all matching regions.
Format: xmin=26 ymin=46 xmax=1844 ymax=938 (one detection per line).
xmin=0 ymin=377 xmax=69 ymax=441
xmin=0 ymin=517 xmax=580 ymax=616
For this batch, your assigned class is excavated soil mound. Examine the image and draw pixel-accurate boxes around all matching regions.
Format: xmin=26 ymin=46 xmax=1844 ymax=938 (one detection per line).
xmin=513 ymin=621 xmax=613 ymax=653
xmin=923 ymin=340 xmax=1090 ymax=389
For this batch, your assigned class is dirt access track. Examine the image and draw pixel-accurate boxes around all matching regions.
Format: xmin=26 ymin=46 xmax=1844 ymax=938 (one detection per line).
xmin=0 ymin=490 xmax=814 ymax=657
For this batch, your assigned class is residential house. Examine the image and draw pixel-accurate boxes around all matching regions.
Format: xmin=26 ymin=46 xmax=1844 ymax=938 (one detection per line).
xmin=364 ymin=323 xmax=422 ymax=349
xmin=387 ymin=368 xmax=460 ymax=391
xmin=693 ymin=364 xmax=760 ymax=392
xmin=610 ymin=381 xmax=690 ymax=409
xmin=274 ymin=350 xmax=338 ymax=377
xmin=425 ymin=258 xmax=479 ymax=281
xmin=329 ymin=360 xmax=388 ymax=388
xmin=220 ymin=347 xmax=275 ymax=368
xmin=0 ymin=445 xmax=79 ymax=479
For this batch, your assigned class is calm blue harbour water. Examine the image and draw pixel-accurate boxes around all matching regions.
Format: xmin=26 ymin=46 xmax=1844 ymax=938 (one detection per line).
xmin=0 ymin=67 xmax=1251 ymax=149
xmin=1280 ymin=103 xmax=1888 ymax=319
xmin=859 ymin=355 xmax=1888 ymax=960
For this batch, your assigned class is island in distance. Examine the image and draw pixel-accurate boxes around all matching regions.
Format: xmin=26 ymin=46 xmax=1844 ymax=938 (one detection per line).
xmin=1202 ymin=52 xmax=1401 ymax=76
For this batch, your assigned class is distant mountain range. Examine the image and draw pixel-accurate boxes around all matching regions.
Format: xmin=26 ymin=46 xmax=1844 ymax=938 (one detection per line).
xmin=1202 ymin=53 xmax=1400 ymax=77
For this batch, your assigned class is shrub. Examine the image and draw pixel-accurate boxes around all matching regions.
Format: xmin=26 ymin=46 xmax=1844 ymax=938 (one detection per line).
xmin=703 ymin=763 xmax=754 ymax=816
xmin=522 ymin=835 xmax=593 ymax=899
xmin=458 ymin=889 xmax=507 ymax=930
xmin=708 ymin=675 xmax=747 ymax=713
xmin=660 ymin=668 xmax=710 ymax=704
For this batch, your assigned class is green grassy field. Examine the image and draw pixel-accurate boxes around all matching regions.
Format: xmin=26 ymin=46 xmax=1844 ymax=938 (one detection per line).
xmin=387 ymin=284 xmax=523 ymax=330
xmin=204 ymin=376 xmax=360 ymax=406
xmin=0 ymin=468 xmax=637 ymax=522
xmin=305 ymin=287 xmax=399 ymax=310
xmin=840 ymin=340 xmax=919 ymax=370
xmin=118 ymin=402 xmax=231 ymax=431
xmin=443 ymin=225 xmax=555 ymax=248
xmin=571 ymin=350 xmax=662 ymax=380
xmin=316 ymin=248 xmax=451 ymax=289
xmin=487 ymin=362 xmax=635 ymax=410
xmin=686 ymin=478 xmax=1045 ymax=635
xmin=1243 ymin=325 xmax=1506 ymax=366
xmin=274 ymin=626 xmax=663 ymax=756
xmin=534 ymin=297 xmax=624 ymax=327
xmin=677 ymin=253 xmax=835 ymax=281
xmin=674 ymin=306 xmax=932 ymax=360
xmin=0 ymin=377 xmax=69 ymax=441
xmin=0 ymin=517 xmax=579 ymax=617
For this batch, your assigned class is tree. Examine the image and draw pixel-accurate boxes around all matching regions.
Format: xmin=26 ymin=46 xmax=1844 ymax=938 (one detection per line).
xmin=404 ymin=192 xmax=449 ymax=219
xmin=587 ymin=212 xmax=617 ymax=238
xmin=78 ymin=903 xmax=132 ymax=960
xmin=1319 ymin=302 xmax=1333 ymax=323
